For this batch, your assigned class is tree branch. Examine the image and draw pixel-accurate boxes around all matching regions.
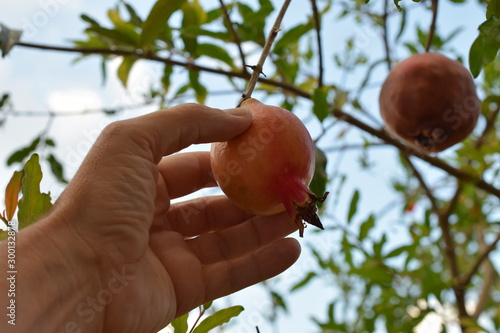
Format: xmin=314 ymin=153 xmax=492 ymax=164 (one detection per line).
xmin=472 ymin=227 xmax=497 ymax=319
xmin=218 ymin=0 xmax=247 ymax=71
xmin=310 ymin=0 xmax=324 ymax=87
xmin=459 ymin=233 xmax=500 ymax=287
xmin=16 ymin=41 xmax=308 ymax=98
xmin=425 ymin=0 xmax=439 ymax=52
xmin=322 ymin=142 xmax=388 ymax=153
xmin=436 ymin=209 xmax=466 ymax=318
xmin=239 ymin=0 xmax=292 ymax=104
xmin=442 ymin=183 xmax=463 ymax=220
xmin=475 ymin=103 xmax=500 ymax=149
xmin=401 ymin=153 xmax=439 ymax=211
xmin=331 ymin=108 xmax=500 ymax=199
xmin=7 ymin=101 xmax=154 ymax=117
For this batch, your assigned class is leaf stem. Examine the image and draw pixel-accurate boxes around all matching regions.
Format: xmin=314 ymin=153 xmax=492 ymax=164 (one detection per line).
xmin=238 ymin=0 xmax=292 ymax=106
xmin=382 ymin=0 xmax=392 ymax=70
xmin=425 ymin=0 xmax=439 ymax=52
xmin=218 ymin=0 xmax=247 ymax=71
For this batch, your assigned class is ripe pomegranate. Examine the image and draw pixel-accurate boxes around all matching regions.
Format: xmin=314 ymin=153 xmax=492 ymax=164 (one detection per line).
xmin=379 ymin=53 xmax=480 ymax=153
xmin=210 ymin=98 xmax=328 ymax=237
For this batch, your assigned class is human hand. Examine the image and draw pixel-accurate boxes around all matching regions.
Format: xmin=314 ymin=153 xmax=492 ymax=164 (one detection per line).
xmin=5 ymin=104 xmax=300 ymax=333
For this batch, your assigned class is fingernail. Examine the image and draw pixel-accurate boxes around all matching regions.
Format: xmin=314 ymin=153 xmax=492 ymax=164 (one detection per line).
xmin=225 ymin=107 xmax=250 ymax=117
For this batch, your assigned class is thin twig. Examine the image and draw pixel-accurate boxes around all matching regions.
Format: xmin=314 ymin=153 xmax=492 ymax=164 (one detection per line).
xmin=472 ymin=227 xmax=497 ymax=319
xmin=459 ymin=233 xmax=500 ymax=287
xmin=473 ymin=260 xmax=495 ymax=319
xmin=425 ymin=0 xmax=439 ymax=52
xmin=7 ymin=102 xmax=154 ymax=117
xmin=475 ymin=103 xmax=500 ymax=149
xmin=188 ymin=306 xmax=206 ymax=333
xmin=310 ymin=0 xmax=324 ymax=87
xmin=382 ymin=0 xmax=392 ymax=70
xmin=238 ymin=0 xmax=292 ymax=105
xmin=442 ymin=183 xmax=463 ymax=220
xmin=401 ymin=153 xmax=439 ymax=211
xmin=322 ymin=142 xmax=388 ymax=153
xmin=436 ymin=209 xmax=466 ymax=318
xmin=218 ymin=0 xmax=247 ymax=71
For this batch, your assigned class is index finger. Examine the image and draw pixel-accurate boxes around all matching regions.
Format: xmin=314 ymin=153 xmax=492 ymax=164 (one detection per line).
xmin=125 ymin=104 xmax=252 ymax=163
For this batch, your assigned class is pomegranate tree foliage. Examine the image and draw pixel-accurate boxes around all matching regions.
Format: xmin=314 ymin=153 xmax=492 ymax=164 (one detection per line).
xmin=1 ymin=0 xmax=500 ymax=332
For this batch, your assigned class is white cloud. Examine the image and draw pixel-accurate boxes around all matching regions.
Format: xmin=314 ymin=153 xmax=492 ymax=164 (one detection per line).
xmin=47 ymin=87 xmax=102 ymax=112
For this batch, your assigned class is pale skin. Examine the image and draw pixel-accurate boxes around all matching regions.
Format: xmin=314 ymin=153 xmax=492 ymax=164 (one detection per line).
xmin=0 ymin=104 xmax=301 ymax=333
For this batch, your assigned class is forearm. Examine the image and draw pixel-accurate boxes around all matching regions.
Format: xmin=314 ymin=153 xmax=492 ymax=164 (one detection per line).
xmin=0 ymin=213 xmax=101 ymax=332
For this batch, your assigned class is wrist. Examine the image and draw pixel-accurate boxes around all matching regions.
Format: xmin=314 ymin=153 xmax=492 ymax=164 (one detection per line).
xmin=0 ymin=211 xmax=102 ymax=332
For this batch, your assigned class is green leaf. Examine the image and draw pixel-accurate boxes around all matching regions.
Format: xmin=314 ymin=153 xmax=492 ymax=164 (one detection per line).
xmin=342 ymin=233 xmax=353 ymax=266
xmin=393 ymin=0 xmax=402 ymax=11
xmin=291 ymin=272 xmax=317 ymax=291
xmin=197 ymin=43 xmax=235 ymax=69
xmin=170 ymin=313 xmax=189 ymax=333
xmin=182 ymin=27 xmax=231 ymax=42
xmin=81 ymin=14 xmax=100 ymax=26
xmin=140 ymin=0 xmax=186 ymax=48
xmin=17 ymin=154 xmax=52 ymax=229
xmin=161 ymin=64 xmax=174 ymax=92
xmin=395 ymin=7 xmax=407 ymax=41
xmin=7 ymin=136 xmax=41 ymax=166
xmin=385 ymin=244 xmax=411 ymax=259
xmin=181 ymin=0 xmax=206 ymax=56
xmin=347 ymin=190 xmax=360 ymax=224
xmin=202 ymin=301 xmax=213 ymax=311
xmin=333 ymin=89 xmax=348 ymax=110
xmin=312 ymin=87 xmax=329 ymax=122
xmin=107 ymin=9 xmax=140 ymax=46
xmin=310 ymin=146 xmax=328 ymax=209
xmin=192 ymin=306 xmax=244 ymax=333
xmin=5 ymin=171 xmax=23 ymax=221
xmin=373 ymin=234 xmax=387 ymax=257
xmin=123 ymin=2 xmax=143 ymax=27
xmin=274 ymin=22 xmax=314 ymax=52
xmin=47 ymin=154 xmax=68 ymax=184
xmin=117 ymin=56 xmax=138 ymax=87
xmin=182 ymin=0 xmax=206 ymax=28
xmin=0 ymin=93 xmax=10 ymax=109
xmin=359 ymin=214 xmax=375 ymax=240
xmin=100 ymin=57 xmax=108 ymax=85
xmin=469 ymin=16 xmax=500 ymax=77
xmin=86 ymin=25 xmax=138 ymax=48
xmin=189 ymin=71 xmax=207 ymax=104
xmin=271 ymin=291 xmax=288 ymax=312
xmin=0 ymin=24 xmax=22 ymax=57
xmin=0 ymin=230 xmax=8 ymax=242
xmin=486 ymin=0 xmax=499 ymax=18
xmin=44 ymin=138 xmax=56 ymax=147
xmin=461 ymin=317 xmax=488 ymax=332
